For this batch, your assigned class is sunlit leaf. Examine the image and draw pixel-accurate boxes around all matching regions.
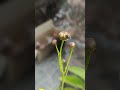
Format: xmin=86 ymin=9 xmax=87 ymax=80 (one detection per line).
xmin=68 ymin=66 xmax=85 ymax=80
xmin=60 ymin=75 xmax=85 ymax=89
xmin=64 ymin=87 xmax=74 ymax=90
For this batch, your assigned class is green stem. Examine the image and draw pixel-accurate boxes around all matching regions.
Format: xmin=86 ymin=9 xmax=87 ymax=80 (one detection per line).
xmin=59 ymin=40 xmax=65 ymax=90
xmin=61 ymin=48 xmax=73 ymax=90
xmin=55 ymin=41 xmax=65 ymax=90
xmin=65 ymin=48 xmax=73 ymax=76
xmin=55 ymin=44 xmax=60 ymax=56
xmin=55 ymin=40 xmax=74 ymax=90
xmin=60 ymin=40 xmax=64 ymax=60
xmin=59 ymin=40 xmax=64 ymax=73
xmin=61 ymin=73 xmax=65 ymax=90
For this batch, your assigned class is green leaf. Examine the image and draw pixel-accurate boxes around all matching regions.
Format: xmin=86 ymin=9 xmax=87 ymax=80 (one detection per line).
xmin=68 ymin=66 xmax=85 ymax=80
xmin=60 ymin=75 xmax=85 ymax=89
xmin=64 ymin=87 xmax=74 ymax=90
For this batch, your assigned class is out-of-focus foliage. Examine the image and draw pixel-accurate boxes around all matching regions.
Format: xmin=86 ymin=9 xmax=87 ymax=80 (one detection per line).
xmin=85 ymin=38 xmax=96 ymax=71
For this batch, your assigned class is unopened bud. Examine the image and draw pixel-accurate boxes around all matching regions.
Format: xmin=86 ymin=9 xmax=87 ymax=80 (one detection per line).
xmin=52 ymin=39 xmax=57 ymax=45
xmin=59 ymin=31 xmax=71 ymax=41
xmin=69 ymin=42 xmax=75 ymax=48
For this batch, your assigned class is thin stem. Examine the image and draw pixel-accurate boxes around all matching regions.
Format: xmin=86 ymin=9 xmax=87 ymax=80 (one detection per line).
xmin=61 ymin=48 xmax=73 ymax=90
xmin=55 ymin=44 xmax=60 ymax=56
xmin=55 ymin=44 xmax=64 ymax=73
xmin=60 ymin=40 xmax=64 ymax=60
xmin=55 ymin=44 xmax=62 ymax=73
xmin=59 ymin=40 xmax=64 ymax=73
xmin=65 ymin=48 xmax=74 ymax=76
xmin=61 ymin=73 xmax=64 ymax=90
xmin=59 ymin=40 xmax=65 ymax=90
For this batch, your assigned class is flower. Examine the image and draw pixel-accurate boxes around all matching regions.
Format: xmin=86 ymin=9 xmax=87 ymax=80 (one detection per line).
xmin=39 ymin=88 xmax=44 ymax=90
xmin=52 ymin=39 xmax=57 ymax=45
xmin=59 ymin=31 xmax=71 ymax=41
xmin=69 ymin=42 xmax=76 ymax=48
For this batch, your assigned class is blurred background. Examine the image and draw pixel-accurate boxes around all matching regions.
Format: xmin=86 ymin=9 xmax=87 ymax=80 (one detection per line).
xmin=1 ymin=0 xmax=119 ymax=90
xmin=35 ymin=0 xmax=85 ymax=90
xmin=0 ymin=0 xmax=85 ymax=90
xmin=86 ymin=0 xmax=120 ymax=90
xmin=0 ymin=0 xmax=34 ymax=90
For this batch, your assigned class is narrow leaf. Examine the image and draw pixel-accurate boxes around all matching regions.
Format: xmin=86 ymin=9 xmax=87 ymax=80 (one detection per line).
xmin=60 ymin=75 xmax=85 ymax=89
xmin=68 ymin=66 xmax=85 ymax=80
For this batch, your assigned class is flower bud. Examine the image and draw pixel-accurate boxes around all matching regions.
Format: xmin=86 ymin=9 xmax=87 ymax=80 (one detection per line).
xmin=52 ymin=39 xmax=57 ymax=45
xmin=59 ymin=31 xmax=71 ymax=41
xmin=69 ymin=42 xmax=75 ymax=48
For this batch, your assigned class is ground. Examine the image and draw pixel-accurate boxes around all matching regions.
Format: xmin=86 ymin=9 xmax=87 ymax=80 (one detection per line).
xmin=35 ymin=54 xmax=61 ymax=90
